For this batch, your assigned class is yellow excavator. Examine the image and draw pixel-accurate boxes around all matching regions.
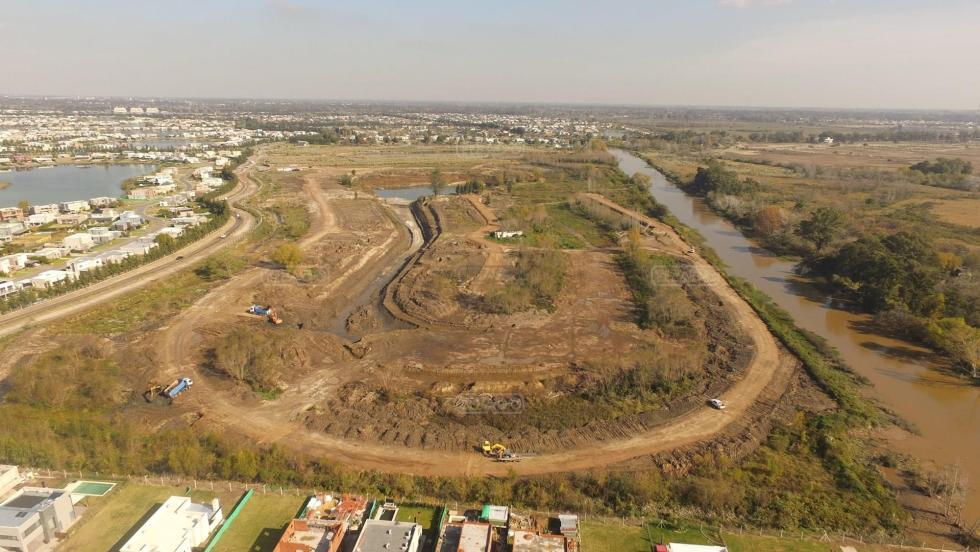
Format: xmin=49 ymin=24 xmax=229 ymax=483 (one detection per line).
xmin=482 ymin=440 xmax=522 ymax=462
xmin=482 ymin=441 xmax=507 ymax=458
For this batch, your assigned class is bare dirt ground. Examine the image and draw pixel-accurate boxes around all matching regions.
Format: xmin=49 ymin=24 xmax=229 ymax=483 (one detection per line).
xmin=138 ymin=154 xmax=802 ymax=477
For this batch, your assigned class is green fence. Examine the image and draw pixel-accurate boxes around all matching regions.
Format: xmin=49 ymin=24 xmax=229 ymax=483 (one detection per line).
xmin=203 ymin=488 xmax=254 ymax=552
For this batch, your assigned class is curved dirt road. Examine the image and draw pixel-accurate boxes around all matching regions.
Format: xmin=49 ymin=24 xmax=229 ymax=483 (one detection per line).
xmin=164 ymin=182 xmax=798 ymax=477
xmin=0 ymin=157 xmax=262 ymax=337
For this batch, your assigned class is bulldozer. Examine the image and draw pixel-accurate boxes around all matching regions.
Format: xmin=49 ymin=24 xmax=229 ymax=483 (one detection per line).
xmin=267 ymin=308 xmax=283 ymax=325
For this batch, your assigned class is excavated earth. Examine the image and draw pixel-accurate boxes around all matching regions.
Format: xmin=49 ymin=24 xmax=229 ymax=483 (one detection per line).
xmin=138 ymin=166 xmax=821 ymax=477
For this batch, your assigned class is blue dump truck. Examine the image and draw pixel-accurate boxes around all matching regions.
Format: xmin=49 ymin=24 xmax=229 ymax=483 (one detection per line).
xmin=248 ymin=304 xmax=271 ymax=316
xmin=164 ymin=377 xmax=193 ymax=400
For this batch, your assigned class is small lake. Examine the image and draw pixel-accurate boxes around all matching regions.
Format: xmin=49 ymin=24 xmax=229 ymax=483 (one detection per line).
xmin=374 ymin=185 xmax=458 ymax=202
xmin=0 ymin=164 xmax=154 ymax=208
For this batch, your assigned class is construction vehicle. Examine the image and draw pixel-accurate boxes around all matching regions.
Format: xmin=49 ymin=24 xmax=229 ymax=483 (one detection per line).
xmin=143 ymin=383 xmax=164 ymax=403
xmin=163 ymin=377 xmax=193 ymax=400
xmin=482 ymin=440 xmax=523 ymax=462
xmin=267 ymin=308 xmax=283 ymax=325
xmin=248 ymin=304 xmax=283 ymax=325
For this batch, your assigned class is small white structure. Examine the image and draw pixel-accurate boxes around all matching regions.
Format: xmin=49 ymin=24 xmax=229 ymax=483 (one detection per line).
xmin=668 ymin=544 xmax=729 ymax=552
xmin=120 ymin=496 xmax=223 ymax=552
xmin=492 ymin=230 xmax=524 ymax=239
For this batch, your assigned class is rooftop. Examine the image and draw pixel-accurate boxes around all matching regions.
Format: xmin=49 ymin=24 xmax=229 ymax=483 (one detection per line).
xmin=511 ymin=531 xmax=567 ymax=552
xmin=353 ymin=519 xmax=420 ymax=552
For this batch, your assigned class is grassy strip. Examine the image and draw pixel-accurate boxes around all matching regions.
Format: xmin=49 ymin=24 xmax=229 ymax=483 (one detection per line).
xmin=613 ymin=155 xmax=876 ymax=422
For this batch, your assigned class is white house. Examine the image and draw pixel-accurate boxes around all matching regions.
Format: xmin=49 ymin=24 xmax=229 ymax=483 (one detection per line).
xmin=0 ymin=281 xmax=17 ymax=297
xmin=90 ymin=209 xmax=119 ymax=223
xmin=25 ymin=213 xmax=56 ymax=227
xmin=0 ymin=222 xmax=27 ymax=241
xmin=96 ymin=250 xmax=131 ymax=265
xmin=157 ymin=226 xmax=184 ymax=238
xmin=29 ymin=248 xmax=64 ymax=262
xmin=119 ymin=496 xmax=223 ymax=552
xmin=88 ymin=197 xmax=116 ymax=208
xmin=30 ymin=270 xmax=71 ymax=289
xmin=112 ymin=211 xmax=145 ymax=231
xmin=67 ymin=257 xmax=104 ymax=276
xmin=55 ymin=213 xmax=90 ymax=226
xmin=58 ymin=200 xmax=91 ymax=213
xmin=29 ymin=204 xmax=59 ymax=216
xmin=120 ymin=243 xmax=154 ymax=256
xmin=62 ymin=232 xmax=95 ymax=251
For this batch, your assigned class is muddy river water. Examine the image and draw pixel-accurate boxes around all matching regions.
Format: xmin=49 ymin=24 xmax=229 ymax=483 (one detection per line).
xmin=612 ymin=149 xmax=980 ymax=518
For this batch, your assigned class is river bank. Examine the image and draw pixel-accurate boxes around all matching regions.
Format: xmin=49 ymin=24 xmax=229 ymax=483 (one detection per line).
xmin=612 ymin=148 xmax=980 ymax=521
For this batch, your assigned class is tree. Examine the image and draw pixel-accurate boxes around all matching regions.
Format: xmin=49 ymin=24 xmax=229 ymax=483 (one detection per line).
xmin=932 ymin=318 xmax=980 ymax=378
xmin=16 ymin=200 xmax=29 ymax=213
xmin=753 ymin=206 xmax=786 ymax=239
xmin=271 ymin=243 xmax=303 ymax=271
xmin=338 ymin=174 xmax=353 ymax=187
xmin=797 ymin=207 xmax=843 ymax=251
xmin=430 ymin=168 xmax=445 ymax=196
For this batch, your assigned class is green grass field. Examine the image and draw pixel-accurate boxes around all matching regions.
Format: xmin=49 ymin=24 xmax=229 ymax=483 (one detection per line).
xmin=210 ymin=493 xmax=307 ymax=552
xmin=395 ymin=505 xmax=440 ymax=552
xmin=60 ymin=481 xmax=242 ymax=551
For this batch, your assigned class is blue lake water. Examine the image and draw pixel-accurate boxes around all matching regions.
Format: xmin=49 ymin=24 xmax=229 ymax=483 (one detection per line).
xmin=0 ymin=164 xmax=154 ymax=208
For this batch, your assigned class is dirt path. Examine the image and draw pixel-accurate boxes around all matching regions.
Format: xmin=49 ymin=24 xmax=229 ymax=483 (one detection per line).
xmin=162 ymin=188 xmax=797 ymax=477
xmin=0 ymin=156 xmax=262 ymax=338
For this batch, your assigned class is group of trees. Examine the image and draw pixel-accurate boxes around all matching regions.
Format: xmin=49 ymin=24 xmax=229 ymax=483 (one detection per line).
xmin=209 ymin=326 xmax=306 ymax=396
xmin=691 ymin=162 xmax=761 ymax=196
xmin=481 ymin=249 xmax=568 ymax=314
xmin=907 ymin=157 xmax=977 ymax=190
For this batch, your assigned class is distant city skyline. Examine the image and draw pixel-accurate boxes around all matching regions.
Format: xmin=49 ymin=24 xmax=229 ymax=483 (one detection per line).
xmin=2 ymin=0 xmax=979 ymax=110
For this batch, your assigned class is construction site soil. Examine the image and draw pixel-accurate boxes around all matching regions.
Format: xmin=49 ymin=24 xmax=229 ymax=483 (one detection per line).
xmin=8 ymin=148 xmax=822 ymax=478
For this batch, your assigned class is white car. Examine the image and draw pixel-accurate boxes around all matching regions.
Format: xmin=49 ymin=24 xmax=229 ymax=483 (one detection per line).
xmin=709 ymin=398 xmax=726 ymax=410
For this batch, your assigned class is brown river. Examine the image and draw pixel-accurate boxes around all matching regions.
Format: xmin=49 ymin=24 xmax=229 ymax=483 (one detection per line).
xmin=612 ymin=149 xmax=980 ymax=518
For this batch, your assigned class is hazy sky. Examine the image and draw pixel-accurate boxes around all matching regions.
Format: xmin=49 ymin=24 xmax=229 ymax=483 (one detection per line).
xmin=2 ymin=0 xmax=979 ymax=109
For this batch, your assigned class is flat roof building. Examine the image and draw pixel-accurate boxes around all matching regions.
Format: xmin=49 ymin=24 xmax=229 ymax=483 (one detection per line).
xmin=352 ymin=519 xmax=421 ymax=552
xmin=510 ymin=531 xmax=566 ymax=552
xmin=119 ymin=496 xmax=223 ymax=552
xmin=0 ymin=487 xmax=78 ymax=551
xmin=440 ymin=522 xmax=492 ymax=552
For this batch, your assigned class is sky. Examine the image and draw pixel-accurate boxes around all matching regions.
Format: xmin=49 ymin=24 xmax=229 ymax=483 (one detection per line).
xmin=1 ymin=0 xmax=978 ymax=110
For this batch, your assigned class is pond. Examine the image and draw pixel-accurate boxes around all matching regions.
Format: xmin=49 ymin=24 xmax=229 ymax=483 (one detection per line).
xmin=0 ymin=164 xmax=154 ymax=208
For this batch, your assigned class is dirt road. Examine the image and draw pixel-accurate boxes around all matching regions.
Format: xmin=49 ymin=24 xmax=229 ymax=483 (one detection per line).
xmin=163 ymin=185 xmax=797 ymax=477
xmin=0 ymin=157 xmax=262 ymax=338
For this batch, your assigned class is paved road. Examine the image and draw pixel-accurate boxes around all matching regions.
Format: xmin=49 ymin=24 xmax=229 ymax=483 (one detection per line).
xmin=0 ymin=157 xmax=261 ymax=337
